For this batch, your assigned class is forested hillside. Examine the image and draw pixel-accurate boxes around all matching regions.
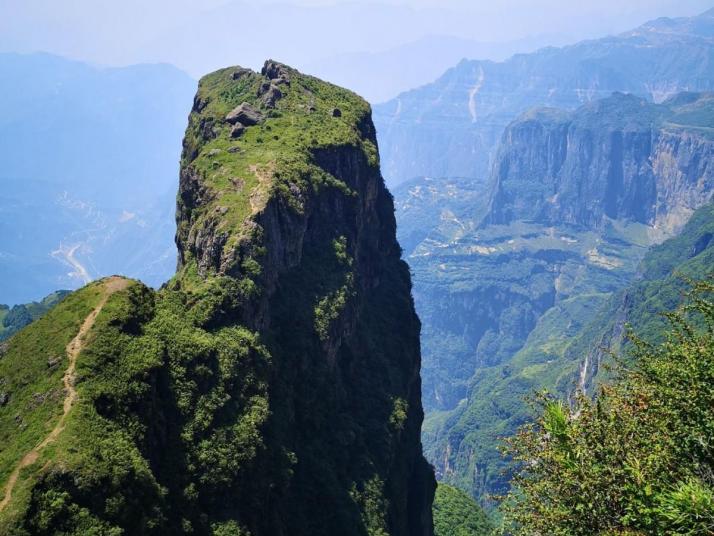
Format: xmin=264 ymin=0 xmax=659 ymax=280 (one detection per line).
xmin=502 ymin=277 xmax=714 ymax=534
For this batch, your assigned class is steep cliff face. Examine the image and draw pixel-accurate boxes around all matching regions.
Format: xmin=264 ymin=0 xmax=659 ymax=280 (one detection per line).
xmin=395 ymin=91 xmax=714 ymax=505
xmin=374 ymin=8 xmax=714 ymax=186
xmin=0 ymin=61 xmax=434 ymax=535
xmin=573 ymin=201 xmax=714 ymax=392
xmin=484 ymin=93 xmax=714 ymax=230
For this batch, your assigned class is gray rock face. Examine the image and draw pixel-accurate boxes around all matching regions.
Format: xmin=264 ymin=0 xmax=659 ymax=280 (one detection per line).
xmin=258 ymin=82 xmax=283 ymax=108
xmin=484 ymin=93 xmax=714 ymax=232
xmin=261 ymin=60 xmax=291 ymax=85
xmin=225 ymin=102 xmax=264 ymax=126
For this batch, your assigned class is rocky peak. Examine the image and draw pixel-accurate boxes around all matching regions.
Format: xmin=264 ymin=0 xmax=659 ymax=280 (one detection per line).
xmin=176 ymin=60 xmax=383 ymax=296
xmin=261 ymin=59 xmax=292 ymax=83
xmin=171 ymin=61 xmax=435 ymax=533
xmin=0 ymin=62 xmax=435 ymax=535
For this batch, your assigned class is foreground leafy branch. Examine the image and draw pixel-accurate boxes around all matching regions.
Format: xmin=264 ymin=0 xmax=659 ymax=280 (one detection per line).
xmin=500 ymin=279 xmax=714 ymax=535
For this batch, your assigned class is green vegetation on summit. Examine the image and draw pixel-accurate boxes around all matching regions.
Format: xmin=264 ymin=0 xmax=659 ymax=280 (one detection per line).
xmin=0 ymin=61 xmax=435 ymax=536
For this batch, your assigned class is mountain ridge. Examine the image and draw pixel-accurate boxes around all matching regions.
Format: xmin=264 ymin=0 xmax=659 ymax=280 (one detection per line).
xmin=374 ymin=7 xmax=714 ymax=186
xmin=0 ymin=60 xmax=436 ymax=535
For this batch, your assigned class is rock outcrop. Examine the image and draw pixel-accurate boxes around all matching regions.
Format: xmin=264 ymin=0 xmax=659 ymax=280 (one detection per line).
xmin=225 ymin=102 xmax=264 ymax=126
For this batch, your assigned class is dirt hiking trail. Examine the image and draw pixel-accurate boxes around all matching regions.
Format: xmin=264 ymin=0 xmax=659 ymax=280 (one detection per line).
xmin=0 ymin=276 xmax=130 ymax=513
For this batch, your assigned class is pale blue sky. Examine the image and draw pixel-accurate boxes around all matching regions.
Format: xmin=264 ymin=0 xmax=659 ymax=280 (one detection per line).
xmin=1 ymin=0 xmax=712 ymax=101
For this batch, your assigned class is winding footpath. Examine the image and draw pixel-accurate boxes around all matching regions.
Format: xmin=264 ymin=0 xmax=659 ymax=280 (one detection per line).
xmin=0 ymin=277 xmax=129 ymax=513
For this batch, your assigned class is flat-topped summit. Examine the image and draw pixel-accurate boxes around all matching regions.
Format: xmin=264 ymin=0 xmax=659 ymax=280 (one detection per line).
xmin=177 ymin=60 xmax=378 ymax=280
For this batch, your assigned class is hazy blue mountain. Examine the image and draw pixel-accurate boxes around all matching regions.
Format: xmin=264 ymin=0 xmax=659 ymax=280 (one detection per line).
xmin=8 ymin=1 xmax=702 ymax=106
xmin=0 ymin=53 xmax=196 ymax=304
xmin=375 ymin=8 xmax=714 ymax=186
xmin=304 ymin=33 xmax=570 ymax=104
xmin=396 ymin=91 xmax=714 ymax=504
xmin=5 ymin=1 xmax=709 ymax=79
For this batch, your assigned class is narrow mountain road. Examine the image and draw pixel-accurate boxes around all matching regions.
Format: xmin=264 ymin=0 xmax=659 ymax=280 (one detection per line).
xmin=0 ymin=276 xmax=130 ymax=513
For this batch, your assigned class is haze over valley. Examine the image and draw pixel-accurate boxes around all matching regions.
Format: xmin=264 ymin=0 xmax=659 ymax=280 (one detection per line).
xmin=1 ymin=2 xmax=714 ymax=535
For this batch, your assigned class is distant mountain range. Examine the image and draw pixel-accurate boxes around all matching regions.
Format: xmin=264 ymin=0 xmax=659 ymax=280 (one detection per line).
xmin=380 ymin=5 xmax=714 ymax=510
xmin=375 ymin=8 xmax=714 ymax=186
xmin=304 ymin=33 xmax=571 ymax=104
xmin=0 ymin=53 xmax=196 ymax=304
xmin=5 ymin=1 xmax=697 ymax=105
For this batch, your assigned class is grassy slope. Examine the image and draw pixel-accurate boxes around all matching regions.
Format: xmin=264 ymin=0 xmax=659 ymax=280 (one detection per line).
xmin=0 ymin=280 xmax=123 ymax=530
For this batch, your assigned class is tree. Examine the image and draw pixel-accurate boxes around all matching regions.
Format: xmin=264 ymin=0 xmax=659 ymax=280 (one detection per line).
xmin=500 ymin=280 xmax=714 ymax=535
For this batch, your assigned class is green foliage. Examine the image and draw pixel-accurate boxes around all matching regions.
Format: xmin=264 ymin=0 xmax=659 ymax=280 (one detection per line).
xmin=655 ymin=478 xmax=714 ymax=535
xmin=433 ymin=484 xmax=494 ymax=536
xmin=350 ymin=476 xmax=390 ymax=536
xmin=389 ymin=398 xmax=408 ymax=432
xmin=500 ymin=280 xmax=714 ymax=535
xmin=309 ymin=236 xmax=356 ymax=341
